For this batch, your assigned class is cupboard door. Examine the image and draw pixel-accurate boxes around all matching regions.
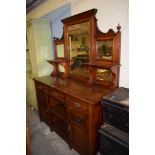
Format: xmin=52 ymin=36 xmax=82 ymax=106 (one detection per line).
xmin=67 ymin=97 xmax=89 ymax=154
xmin=68 ymin=110 xmax=87 ymax=154
xmin=36 ymin=89 xmax=49 ymax=124
xmin=69 ymin=121 xmax=87 ymax=155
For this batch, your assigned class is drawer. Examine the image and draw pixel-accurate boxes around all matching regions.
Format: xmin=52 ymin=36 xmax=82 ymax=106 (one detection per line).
xmin=67 ymin=96 xmax=88 ymax=114
xmin=70 ymin=112 xmax=87 ymax=125
xmin=48 ymin=87 xmax=65 ymax=102
xmin=35 ymin=82 xmax=46 ymax=91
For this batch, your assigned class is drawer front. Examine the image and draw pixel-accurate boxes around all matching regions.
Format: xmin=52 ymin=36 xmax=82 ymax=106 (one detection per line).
xmin=35 ymin=82 xmax=46 ymax=91
xmin=68 ymin=96 xmax=88 ymax=114
xmin=70 ymin=112 xmax=86 ymax=125
xmin=48 ymin=87 xmax=65 ymax=102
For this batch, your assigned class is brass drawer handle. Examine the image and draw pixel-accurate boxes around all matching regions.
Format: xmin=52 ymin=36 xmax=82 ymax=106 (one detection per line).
xmin=74 ymin=102 xmax=80 ymax=108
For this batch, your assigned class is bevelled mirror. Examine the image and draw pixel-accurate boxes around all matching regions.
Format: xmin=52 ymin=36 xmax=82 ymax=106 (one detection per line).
xmin=56 ymin=44 xmax=65 ymax=72
xmin=96 ymin=39 xmax=113 ymax=61
xmin=54 ymin=38 xmax=65 ymax=59
xmin=56 ymin=44 xmax=64 ymax=58
xmin=68 ymin=21 xmax=90 ymax=77
xmin=53 ymin=38 xmax=65 ymax=73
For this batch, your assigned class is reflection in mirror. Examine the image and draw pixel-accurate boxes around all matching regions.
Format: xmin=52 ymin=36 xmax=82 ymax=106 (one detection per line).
xmin=68 ymin=21 xmax=90 ymax=76
xmin=57 ymin=44 xmax=64 ymax=58
xmin=96 ymin=69 xmax=112 ymax=81
xmin=58 ymin=64 xmax=65 ymax=72
xmin=96 ymin=40 xmax=113 ymax=60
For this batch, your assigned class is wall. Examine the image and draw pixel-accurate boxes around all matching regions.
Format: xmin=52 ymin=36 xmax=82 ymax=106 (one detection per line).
xmin=70 ymin=0 xmax=129 ymax=88
xmin=41 ymin=3 xmax=71 ymax=58
xmin=41 ymin=4 xmax=71 ymax=39
xmin=27 ymin=0 xmax=69 ymax=18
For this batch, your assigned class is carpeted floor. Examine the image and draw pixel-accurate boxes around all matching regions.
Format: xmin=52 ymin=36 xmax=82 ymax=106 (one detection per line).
xmin=26 ymin=104 xmax=79 ymax=155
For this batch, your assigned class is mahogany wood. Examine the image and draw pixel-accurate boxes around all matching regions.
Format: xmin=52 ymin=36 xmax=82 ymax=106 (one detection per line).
xmin=83 ymin=63 xmax=120 ymax=87
xmin=47 ymin=60 xmax=74 ymax=78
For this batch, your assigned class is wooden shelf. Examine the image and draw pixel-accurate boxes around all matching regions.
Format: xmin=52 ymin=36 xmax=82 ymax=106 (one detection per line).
xmin=47 ymin=59 xmax=74 ymax=78
xmin=47 ymin=59 xmax=73 ymax=65
xmin=82 ymin=63 xmax=120 ymax=69
xmin=82 ymin=63 xmax=121 ymax=87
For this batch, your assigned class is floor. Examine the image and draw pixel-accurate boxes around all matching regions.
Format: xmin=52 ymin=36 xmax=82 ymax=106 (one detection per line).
xmin=26 ymin=104 xmax=79 ymax=155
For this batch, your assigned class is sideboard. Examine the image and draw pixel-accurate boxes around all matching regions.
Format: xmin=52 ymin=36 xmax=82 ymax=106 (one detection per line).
xmin=34 ymin=75 xmax=113 ymax=155
xmin=34 ymin=8 xmax=122 ymax=155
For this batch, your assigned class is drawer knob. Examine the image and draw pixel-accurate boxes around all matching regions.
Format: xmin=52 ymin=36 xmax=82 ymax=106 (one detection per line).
xmin=74 ymin=102 xmax=80 ymax=108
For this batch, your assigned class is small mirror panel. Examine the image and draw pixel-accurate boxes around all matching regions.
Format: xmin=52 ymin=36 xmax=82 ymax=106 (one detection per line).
xmin=96 ymin=40 xmax=113 ymax=60
xmin=58 ymin=64 xmax=65 ymax=72
xmin=57 ymin=44 xmax=64 ymax=58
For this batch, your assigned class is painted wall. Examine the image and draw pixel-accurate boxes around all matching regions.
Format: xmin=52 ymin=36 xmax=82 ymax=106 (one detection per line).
xmin=70 ymin=0 xmax=129 ymax=88
xmin=27 ymin=0 xmax=69 ymax=18
xmin=41 ymin=3 xmax=71 ymax=58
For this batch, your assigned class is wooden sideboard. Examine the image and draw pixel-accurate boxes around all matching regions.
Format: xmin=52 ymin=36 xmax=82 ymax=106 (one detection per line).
xmin=34 ymin=75 xmax=113 ymax=155
xmin=33 ymin=8 xmax=121 ymax=155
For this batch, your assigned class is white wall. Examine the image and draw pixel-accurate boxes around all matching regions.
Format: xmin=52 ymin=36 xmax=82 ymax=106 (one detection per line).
xmin=27 ymin=0 xmax=69 ymax=18
xmin=70 ymin=0 xmax=129 ymax=88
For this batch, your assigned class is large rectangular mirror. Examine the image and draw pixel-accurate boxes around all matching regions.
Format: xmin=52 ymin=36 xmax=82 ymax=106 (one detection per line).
xmin=68 ymin=21 xmax=90 ymax=77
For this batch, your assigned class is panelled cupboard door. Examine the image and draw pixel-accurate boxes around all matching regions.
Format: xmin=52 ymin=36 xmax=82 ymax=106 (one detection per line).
xmin=67 ymin=107 xmax=88 ymax=154
xmin=36 ymin=89 xmax=49 ymax=124
xmin=67 ymin=96 xmax=89 ymax=154
xmin=69 ymin=122 xmax=87 ymax=155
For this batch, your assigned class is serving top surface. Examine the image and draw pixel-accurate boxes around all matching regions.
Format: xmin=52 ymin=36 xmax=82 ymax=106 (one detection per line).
xmin=34 ymin=75 xmax=113 ymax=104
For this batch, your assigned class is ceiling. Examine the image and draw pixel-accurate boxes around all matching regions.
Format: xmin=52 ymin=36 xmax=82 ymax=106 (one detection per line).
xmin=26 ymin=0 xmax=45 ymax=13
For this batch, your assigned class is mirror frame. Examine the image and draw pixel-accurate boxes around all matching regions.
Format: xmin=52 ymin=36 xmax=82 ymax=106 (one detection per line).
xmin=95 ymin=37 xmax=114 ymax=62
xmin=52 ymin=9 xmax=121 ymax=86
xmin=61 ymin=9 xmax=98 ymax=80
xmin=53 ymin=37 xmax=65 ymax=60
xmin=94 ymin=27 xmax=121 ymax=65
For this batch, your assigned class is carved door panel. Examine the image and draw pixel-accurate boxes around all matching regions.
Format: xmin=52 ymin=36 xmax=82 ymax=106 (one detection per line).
xmin=67 ymin=96 xmax=89 ymax=154
xmin=36 ymin=89 xmax=49 ymax=124
xmin=69 ymin=121 xmax=87 ymax=155
xmin=67 ymin=108 xmax=88 ymax=155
